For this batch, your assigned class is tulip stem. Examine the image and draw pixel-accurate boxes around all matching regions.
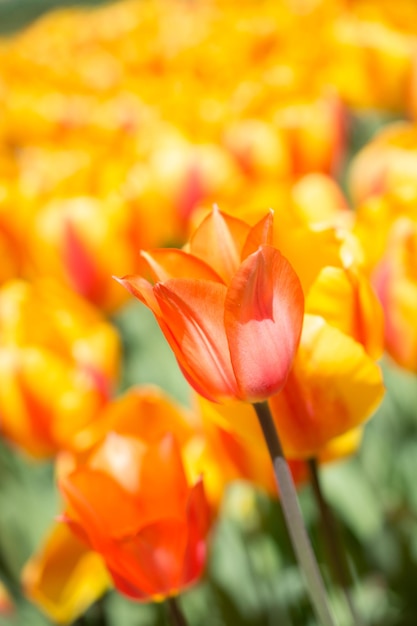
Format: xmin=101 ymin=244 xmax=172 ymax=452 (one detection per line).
xmin=253 ymin=401 xmax=336 ymax=626
xmin=166 ymin=596 xmax=189 ymax=626
xmin=308 ymin=458 xmax=361 ymax=626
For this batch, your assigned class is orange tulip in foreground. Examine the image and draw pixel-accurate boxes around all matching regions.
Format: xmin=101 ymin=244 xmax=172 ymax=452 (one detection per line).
xmin=118 ymin=208 xmax=304 ymax=403
xmin=25 ymin=387 xmax=216 ymax=622
xmin=60 ymin=432 xmax=211 ymax=602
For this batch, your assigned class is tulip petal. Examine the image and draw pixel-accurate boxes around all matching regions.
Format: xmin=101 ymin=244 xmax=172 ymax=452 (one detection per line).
xmin=269 ymin=315 xmax=385 ymax=458
xmin=23 ymin=523 xmax=110 ymax=625
xmin=115 ymin=275 xmax=161 ymax=315
xmin=135 ymin=435 xmax=190 ymax=521
xmin=241 ymin=210 xmax=274 ymax=260
xmin=108 ymin=519 xmax=188 ymax=600
xmin=189 ymin=207 xmax=250 ymax=283
xmin=182 ymin=479 xmax=210 ymax=584
xmin=63 ymin=221 xmax=100 ymax=301
xmin=225 ymin=245 xmax=304 ymax=402
xmin=78 ymin=387 xmax=194 ymax=452
xmin=154 ymin=279 xmax=239 ymax=401
xmin=60 ymin=469 xmax=142 ymax=543
xmin=141 ymin=249 xmax=224 ymax=283
xmin=274 ymin=224 xmax=344 ymax=294
xmin=306 ymin=266 xmax=384 ymax=359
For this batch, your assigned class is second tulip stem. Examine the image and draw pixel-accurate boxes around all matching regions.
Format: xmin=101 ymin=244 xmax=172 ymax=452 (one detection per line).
xmin=166 ymin=596 xmax=189 ymax=626
xmin=308 ymin=458 xmax=362 ymax=626
xmin=254 ymin=401 xmax=336 ymax=626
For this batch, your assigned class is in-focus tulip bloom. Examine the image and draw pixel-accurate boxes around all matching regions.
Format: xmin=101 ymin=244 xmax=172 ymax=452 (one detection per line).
xmin=60 ymin=432 xmax=211 ymax=601
xmin=0 ymin=279 xmax=120 ymax=457
xmin=23 ymin=523 xmax=110 ymax=625
xmin=118 ymin=208 xmax=304 ymax=403
xmin=178 ymin=210 xmax=384 ymax=459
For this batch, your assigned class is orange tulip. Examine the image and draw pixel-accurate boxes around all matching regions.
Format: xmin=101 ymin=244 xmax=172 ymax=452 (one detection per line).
xmin=24 ymin=386 xmax=218 ymax=622
xmin=118 ymin=208 xmax=304 ymax=403
xmin=60 ymin=432 xmax=211 ymax=602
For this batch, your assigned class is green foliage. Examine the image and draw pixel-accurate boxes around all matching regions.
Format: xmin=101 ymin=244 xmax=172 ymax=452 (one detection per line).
xmin=0 ymin=0 xmax=110 ymax=36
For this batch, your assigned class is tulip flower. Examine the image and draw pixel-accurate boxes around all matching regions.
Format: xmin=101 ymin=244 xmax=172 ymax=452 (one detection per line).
xmin=349 ymin=123 xmax=417 ymax=273
xmin=373 ymin=217 xmax=417 ymax=372
xmin=118 ymin=207 xmax=304 ymax=404
xmin=24 ymin=386 xmax=216 ymax=621
xmin=60 ymin=432 xmax=211 ymax=602
xmin=166 ymin=209 xmax=383 ymax=459
xmin=23 ymin=524 xmax=110 ymax=625
xmin=0 ymin=279 xmax=120 ymax=457
xmin=329 ymin=18 xmax=414 ymax=112
xmin=24 ymin=195 xmax=149 ymax=312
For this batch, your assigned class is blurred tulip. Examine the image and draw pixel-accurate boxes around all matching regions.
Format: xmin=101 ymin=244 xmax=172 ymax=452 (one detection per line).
xmin=0 ymin=279 xmax=120 ymax=457
xmin=24 ymin=385 xmax=222 ymax=620
xmin=60 ymin=432 xmax=211 ymax=601
xmin=305 ymin=265 xmax=384 ymax=359
xmin=349 ymin=123 xmax=417 ymax=207
xmin=291 ymin=173 xmax=351 ymax=228
xmin=268 ymin=314 xmax=383 ymax=458
xmin=349 ymin=123 xmax=417 ymax=273
xmin=118 ymin=208 xmax=304 ymax=403
xmin=373 ymin=217 xmax=417 ymax=372
xmin=0 ymin=580 xmax=13 ymax=616
xmin=329 ymin=18 xmax=415 ymax=112
xmin=23 ymin=524 xmax=110 ymax=625
xmin=273 ymin=92 xmax=346 ymax=177
xmin=24 ymin=195 xmax=148 ymax=312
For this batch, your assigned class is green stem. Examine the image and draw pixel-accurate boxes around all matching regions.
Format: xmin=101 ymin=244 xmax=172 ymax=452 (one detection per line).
xmin=308 ymin=458 xmax=362 ymax=626
xmin=166 ymin=596 xmax=189 ymax=626
xmin=254 ymin=402 xmax=336 ymax=626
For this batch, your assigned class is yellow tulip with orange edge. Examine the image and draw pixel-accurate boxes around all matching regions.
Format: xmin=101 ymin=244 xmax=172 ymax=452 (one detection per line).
xmin=0 ymin=278 xmax=120 ymax=458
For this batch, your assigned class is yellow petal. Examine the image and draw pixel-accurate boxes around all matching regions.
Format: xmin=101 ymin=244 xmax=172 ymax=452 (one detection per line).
xmin=23 ymin=523 xmax=110 ymax=625
xmin=269 ymin=315 xmax=384 ymax=458
xmin=306 ymin=266 xmax=384 ymax=359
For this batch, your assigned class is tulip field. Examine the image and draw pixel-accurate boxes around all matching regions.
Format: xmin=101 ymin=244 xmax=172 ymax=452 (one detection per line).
xmin=2 ymin=1 xmax=417 ymax=625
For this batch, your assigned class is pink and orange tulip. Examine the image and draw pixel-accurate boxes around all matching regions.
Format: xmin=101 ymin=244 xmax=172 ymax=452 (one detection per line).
xmin=118 ymin=208 xmax=304 ymax=404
